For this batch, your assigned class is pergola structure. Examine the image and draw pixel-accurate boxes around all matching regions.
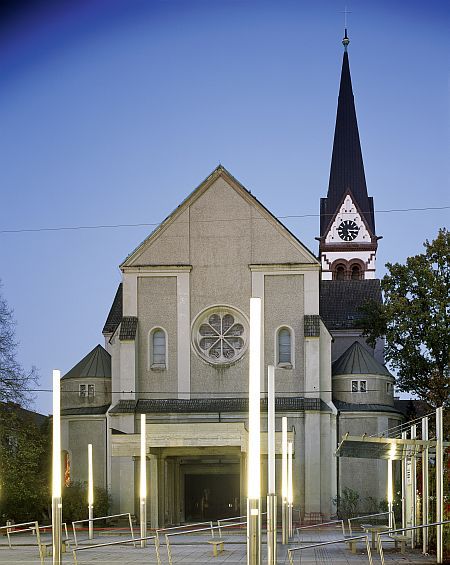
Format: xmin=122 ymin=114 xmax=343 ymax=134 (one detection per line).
xmin=336 ymin=407 xmax=449 ymax=564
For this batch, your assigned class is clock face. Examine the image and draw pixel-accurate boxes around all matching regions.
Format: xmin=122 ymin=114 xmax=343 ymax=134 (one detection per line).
xmin=337 ymin=220 xmax=359 ymax=241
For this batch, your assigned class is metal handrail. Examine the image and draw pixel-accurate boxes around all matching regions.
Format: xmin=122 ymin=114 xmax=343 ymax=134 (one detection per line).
xmin=288 ymin=535 xmax=373 ymax=565
xmin=217 ymin=513 xmax=262 ymax=537
xmin=376 ymin=520 xmax=450 ymax=565
xmin=72 ymin=534 xmax=155 ymax=564
xmin=165 ymin=521 xmax=247 ymax=565
xmin=296 ymin=519 xmax=346 ymax=540
xmin=33 ymin=522 xmax=69 ymax=539
xmin=72 ymin=512 xmax=134 ymax=547
xmin=348 ymin=512 xmax=395 ymax=536
xmin=154 ymin=520 xmax=216 ymax=565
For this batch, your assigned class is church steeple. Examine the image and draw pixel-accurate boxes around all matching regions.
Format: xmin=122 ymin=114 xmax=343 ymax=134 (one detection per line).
xmin=319 ymin=33 xmax=378 ymax=281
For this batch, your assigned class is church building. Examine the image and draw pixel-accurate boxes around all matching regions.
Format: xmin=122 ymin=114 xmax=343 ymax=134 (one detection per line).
xmin=60 ymin=32 xmax=403 ymax=526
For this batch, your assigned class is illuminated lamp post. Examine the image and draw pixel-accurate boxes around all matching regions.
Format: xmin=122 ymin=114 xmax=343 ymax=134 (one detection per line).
xmin=288 ymin=441 xmax=293 ymax=538
xmin=52 ymin=370 xmax=62 ymax=565
xmin=247 ymin=297 xmax=262 ymax=565
xmin=140 ymin=413 xmax=147 ymax=548
xmin=267 ymin=365 xmax=277 ymax=565
xmin=88 ymin=444 xmax=94 ymax=540
xmin=281 ymin=416 xmax=288 ymax=544
xmin=387 ymin=444 xmax=395 ymax=530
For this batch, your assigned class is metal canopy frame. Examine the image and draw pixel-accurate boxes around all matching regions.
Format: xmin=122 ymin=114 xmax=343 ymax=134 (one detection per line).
xmin=335 ymin=407 xmax=448 ymax=564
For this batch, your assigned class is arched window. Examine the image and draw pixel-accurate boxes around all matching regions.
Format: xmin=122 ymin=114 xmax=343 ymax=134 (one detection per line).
xmin=277 ymin=327 xmax=292 ymax=367
xmin=351 ymin=265 xmax=361 ymax=280
xmin=150 ymin=328 xmax=167 ymax=369
xmin=335 ymin=264 xmax=346 ymax=281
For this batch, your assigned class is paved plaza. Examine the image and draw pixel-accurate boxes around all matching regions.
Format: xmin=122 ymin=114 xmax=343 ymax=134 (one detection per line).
xmin=0 ymin=528 xmax=442 ymax=564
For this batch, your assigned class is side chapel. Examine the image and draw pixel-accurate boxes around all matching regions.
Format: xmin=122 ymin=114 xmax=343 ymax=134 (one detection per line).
xmin=60 ymin=33 xmax=403 ymax=525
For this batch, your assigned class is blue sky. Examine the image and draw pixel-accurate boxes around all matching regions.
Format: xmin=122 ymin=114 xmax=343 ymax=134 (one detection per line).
xmin=0 ymin=0 xmax=448 ymax=414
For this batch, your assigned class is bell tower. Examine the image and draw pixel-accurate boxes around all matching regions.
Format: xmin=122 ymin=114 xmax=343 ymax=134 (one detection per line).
xmin=319 ymin=31 xmax=379 ymax=281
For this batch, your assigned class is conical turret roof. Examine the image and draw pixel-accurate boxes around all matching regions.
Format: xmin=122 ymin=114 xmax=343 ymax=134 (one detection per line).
xmin=61 ymin=344 xmax=111 ymax=380
xmin=332 ymin=341 xmax=392 ymax=377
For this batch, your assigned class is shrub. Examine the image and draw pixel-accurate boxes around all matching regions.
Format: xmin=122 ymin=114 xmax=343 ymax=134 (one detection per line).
xmin=62 ymin=482 xmax=110 ymax=524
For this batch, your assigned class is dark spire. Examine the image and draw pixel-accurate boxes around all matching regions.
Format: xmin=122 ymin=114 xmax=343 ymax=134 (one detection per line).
xmin=320 ymin=33 xmax=375 ymax=237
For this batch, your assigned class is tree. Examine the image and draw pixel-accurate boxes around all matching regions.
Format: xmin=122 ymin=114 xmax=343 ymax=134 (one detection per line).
xmin=0 ymin=281 xmax=38 ymax=406
xmin=0 ymin=404 xmax=51 ymax=522
xmin=359 ymin=228 xmax=449 ymax=407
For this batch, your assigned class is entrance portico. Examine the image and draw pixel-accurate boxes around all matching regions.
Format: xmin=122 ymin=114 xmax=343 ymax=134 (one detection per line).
xmin=111 ymin=421 xmax=294 ymax=527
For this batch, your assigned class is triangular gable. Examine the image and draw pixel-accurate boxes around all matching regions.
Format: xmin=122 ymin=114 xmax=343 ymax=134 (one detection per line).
xmin=323 ymin=188 xmax=375 ymax=244
xmin=121 ymin=166 xmax=318 ymax=268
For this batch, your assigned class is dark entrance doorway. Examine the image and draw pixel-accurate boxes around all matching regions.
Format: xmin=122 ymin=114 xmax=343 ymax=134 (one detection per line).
xmin=185 ymin=474 xmax=240 ymax=521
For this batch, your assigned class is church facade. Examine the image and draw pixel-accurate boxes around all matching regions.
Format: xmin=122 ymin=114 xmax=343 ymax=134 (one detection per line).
xmin=60 ymin=35 xmax=403 ymax=526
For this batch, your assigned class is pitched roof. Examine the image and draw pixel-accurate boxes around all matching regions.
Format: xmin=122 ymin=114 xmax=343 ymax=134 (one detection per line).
xmin=102 ymin=283 xmax=122 ymax=335
xmin=332 ymin=341 xmax=392 ymax=377
xmin=334 ymin=400 xmax=402 ymax=415
xmin=61 ymin=404 xmax=110 ymax=416
xmin=119 ymin=317 xmax=138 ymax=341
xmin=320 ymin=48 xmax=375 ymax=237
xmin=109 ymin=397 xmax=330 ymax=414
xmin=320 ymin=279 xmax=381 ymax=330
xmin=61 ymin=345 xmax=111 ymax=380
xmin=120 ymin=165 xmax=319 ymax=268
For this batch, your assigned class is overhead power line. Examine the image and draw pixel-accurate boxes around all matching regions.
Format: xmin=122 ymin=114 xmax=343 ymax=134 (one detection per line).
xmin=0 ymin=205 xmax=448 ymax=235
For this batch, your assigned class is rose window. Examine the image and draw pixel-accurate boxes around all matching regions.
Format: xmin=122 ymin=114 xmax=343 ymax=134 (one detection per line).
xmin=193 ymin=307 xmax=248 ymax=365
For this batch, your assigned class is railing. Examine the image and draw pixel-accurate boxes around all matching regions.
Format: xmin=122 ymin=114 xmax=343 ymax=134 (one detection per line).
xmin=348 ymin=511 xmax=395 ymax=536
xmin=296 ymin=519 xmax=346 ymax=541
xmin=33 ymin=522 xmax=69 ymax=540
xmin=165 ymin=521 xmax=247 ymax=565
xmin=72 ymin=534 xmax=155 ymax=564
xmin=0 ymin=521 xmax=43 ymax=564
xmin=376 ymin=520 xmax=450 ymax=565
xmin=287 ymin=535 xmax=373 ymax=565
xmin=155 ymin=521 xmax=214 ymax=565
xmin=217 ymin=513 xmax=264 ymax=538
xmin=72 ymin=512 xmax=134 ymax=547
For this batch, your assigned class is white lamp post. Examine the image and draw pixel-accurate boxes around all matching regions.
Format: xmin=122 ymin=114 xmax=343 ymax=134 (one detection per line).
xmin=288 ymin=441 xmax=293 ymax=538
xmin=52 ymin=370 xmax=62 ymax=565
xmin=436 ymin=407 xmax=443 ymax=564
xmin=140 ymin=413 xmax=147 ymax=548
xmin=267 ymin=365 xmax=277 ymax=565
xmin=422 ymin=417 xmax=429 ymax=555
xmin=247 ymin=297 xmax=261 ymax=565
xmin=88 ymin=444 xmax=94 ymax=540
xmin=281 ymin=416 xmax=288 ymax=544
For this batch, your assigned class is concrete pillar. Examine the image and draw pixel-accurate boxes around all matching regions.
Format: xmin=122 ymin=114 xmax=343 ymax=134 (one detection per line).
xmin=149 ymin=455 xmax=159 ymax=528
xmin=304 ymin=412 xmax=321 ymax=514
xmin=158 ymin=455 xmax=166 ymax=527
xmin=240 ymin=453 xmax=246 ymax=516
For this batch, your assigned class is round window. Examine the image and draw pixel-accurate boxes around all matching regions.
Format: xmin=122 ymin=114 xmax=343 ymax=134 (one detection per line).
xmin=192 ymin=306 xmax=249 ymax=365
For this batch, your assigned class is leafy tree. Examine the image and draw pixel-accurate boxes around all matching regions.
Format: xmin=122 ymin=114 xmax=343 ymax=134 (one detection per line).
xmin=359 ymin=228 xmax=449 ymax=407
xmin=0 ymin=404 xmax=51 ymax=522
xmin=0 ymin=282 xmax=38 ymax=406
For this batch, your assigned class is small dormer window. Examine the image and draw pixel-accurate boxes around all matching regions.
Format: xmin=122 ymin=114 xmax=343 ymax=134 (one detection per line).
xmin=351 ymin=380 xmax=367 ymax=393
xmin=79 ymin=384 xmax=95 ymax=398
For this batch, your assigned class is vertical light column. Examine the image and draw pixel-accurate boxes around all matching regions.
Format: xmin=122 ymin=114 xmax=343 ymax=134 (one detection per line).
xmin=436 ymin=407 xmax=443 ymax=564
xmin=421 ymin=417 xmax=429 ymax=555
xmin=281 ymin=417 xmax=288 ymax=544
xmin=52 ymin=370 xmax=62 ymax=565
xmin=267 ymin=365 xmax=277 ymax=565
xmin=88 ymin=444 xmax=94 ymax=540
xmin=387 ymin=458 xmax=393 ymax=530
xmin=410 ymin=424 xmax=416 ymax=548
xmin=247 ymin=297 xmax=261 ymax=565
xmin=287 ymin=441 xmax=293 ymax=538
xmin=140 ymin=413 xmax=147 ymax=548
xmin=401 ymin=431 xmax=407 ymax=530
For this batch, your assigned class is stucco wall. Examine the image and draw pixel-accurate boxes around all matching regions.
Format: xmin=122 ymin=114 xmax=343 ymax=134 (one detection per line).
xmin=332 ymin=374 xmax=395 ymax=405
xmin=61 ymin=377 xmax=111 ymax=410
xmin=137 ymin=276 xmax=178 ymax=398
xmin=264 ymin=274 xmax=304 ymax=395
xmin=66 ymin=418 xmax=107 ymax=489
